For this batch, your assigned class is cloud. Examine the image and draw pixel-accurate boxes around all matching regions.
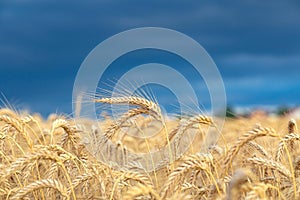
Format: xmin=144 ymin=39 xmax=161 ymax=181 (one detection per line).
xmin=0 ymin=0 xmax=300 ymax=115
xmin=217 ymin=53 xmax=300 ymax=78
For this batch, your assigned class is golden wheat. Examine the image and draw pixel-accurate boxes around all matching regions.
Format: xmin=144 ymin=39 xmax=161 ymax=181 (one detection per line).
xmin=0 ymin=105 xmax=299 ymax=199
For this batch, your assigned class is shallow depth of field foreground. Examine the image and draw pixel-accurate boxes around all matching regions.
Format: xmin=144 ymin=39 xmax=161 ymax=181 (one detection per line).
xmin=0 ymin=97 xmax=300 ymax=200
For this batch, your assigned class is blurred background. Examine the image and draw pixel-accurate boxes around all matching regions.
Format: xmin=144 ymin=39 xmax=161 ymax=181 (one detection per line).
xmin=0 ymin=0 xmax=300 ymax=118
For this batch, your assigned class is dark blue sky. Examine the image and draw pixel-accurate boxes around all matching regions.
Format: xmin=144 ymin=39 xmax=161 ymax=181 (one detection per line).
xmin=1 ymin=0 xmax=300 ymax=117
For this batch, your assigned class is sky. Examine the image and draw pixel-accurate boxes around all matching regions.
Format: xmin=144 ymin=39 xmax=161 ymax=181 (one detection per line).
xmin=0 ymin=0 xmax=300 ymax=117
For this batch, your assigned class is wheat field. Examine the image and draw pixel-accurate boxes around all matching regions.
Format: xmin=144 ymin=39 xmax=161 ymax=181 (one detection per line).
xmin=0 ymin=96 xmax=299 ymax=200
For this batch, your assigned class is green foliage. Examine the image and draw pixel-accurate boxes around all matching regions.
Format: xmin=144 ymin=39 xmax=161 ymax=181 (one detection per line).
xmin=225 ymin=106 xmax=236 ymax=118
xmin=276 ymin=106 xmax=290 ymax=116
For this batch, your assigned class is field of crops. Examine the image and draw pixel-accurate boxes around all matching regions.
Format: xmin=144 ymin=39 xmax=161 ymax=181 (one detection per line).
xmin=0 ymin=97 xmax=299 ymax=199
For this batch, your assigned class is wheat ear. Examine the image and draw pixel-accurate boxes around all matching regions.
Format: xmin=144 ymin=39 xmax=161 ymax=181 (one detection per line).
xmin=95 ymin=96 xmax=161 ymax=119
xmin=11 ymin=179 xmax=68 ymax=200
xmin=245 ymin=141 xmax=270 ymax=158
xmin=0 ymin=108 xmax=19 ymax=119
xmin=222 ymin=127 xmax=276 ymax=174
xmin=124 ymin=183 xmax=161 ymax=200
xmin=0 ymin=115 xmax=33 ymax=148
xmin=68 ymin=173 xmax=94 ymax=195
xmin=247 ymin=157 xmax=291 ymax=178
xmin=104 ymin=107 xmax=151 ymax=140
xmin=227 ymin=169 xmax=249 ymax=200
xmin=293 ymin=156 xmax=300 ymax=179
xmin=1 ymin=146 xmax=72 ymax=180
xmin=51 ymin=119 xmax=79 ymax=149
xmin=275 ymin=133 xmax=299 ymax=162
xmin=161 ymin=153 xmax=213 ymax=198
xmin=120 ymin=170 xmax=153 ymax=187
xmin=169 ymin=115 xmax=212 ymax=141
xmin=288 ymin=118 xmax=297 ymax=133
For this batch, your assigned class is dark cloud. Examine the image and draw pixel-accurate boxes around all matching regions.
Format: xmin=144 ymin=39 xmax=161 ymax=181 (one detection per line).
xmin=0 ymin=0 xmax=300 ymax=116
